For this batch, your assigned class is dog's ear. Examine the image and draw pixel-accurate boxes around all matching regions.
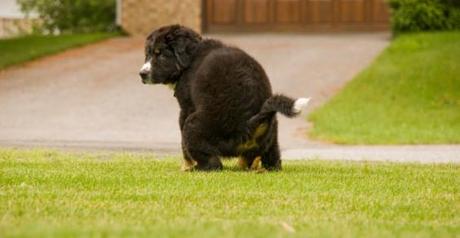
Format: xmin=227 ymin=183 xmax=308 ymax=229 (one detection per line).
xmin=165 ymin=25 xmax=201 ymax=68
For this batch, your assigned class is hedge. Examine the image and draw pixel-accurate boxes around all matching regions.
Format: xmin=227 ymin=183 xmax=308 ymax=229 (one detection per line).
xmin=388 ymin=0 xmax=460 ymax=33
xmin=17 ymin=0 xmax=116 ymax=34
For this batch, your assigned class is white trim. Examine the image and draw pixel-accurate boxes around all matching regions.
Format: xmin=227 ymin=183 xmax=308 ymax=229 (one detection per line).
xmin=116 ymin=0 xmax=122 ymax=25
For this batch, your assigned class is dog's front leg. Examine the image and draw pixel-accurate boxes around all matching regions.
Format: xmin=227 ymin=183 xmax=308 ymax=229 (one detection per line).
xmin=179 ymin=110 xmax=196 ymax=171
xmin=181 ymin=113 xmax=223 ymax=171
xmin=181 ymin=141 xmax=195 ymax=171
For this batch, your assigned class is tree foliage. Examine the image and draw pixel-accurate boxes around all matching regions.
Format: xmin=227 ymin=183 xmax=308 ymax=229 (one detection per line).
xmin=388 ymin=0 xmax=460 ymax=33
xmin=17 ymin=0 xmax=116 ymax=34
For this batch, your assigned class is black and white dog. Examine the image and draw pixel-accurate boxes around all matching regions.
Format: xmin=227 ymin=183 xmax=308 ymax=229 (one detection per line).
xmin=139 ymin=25 xmax=310 ymax=171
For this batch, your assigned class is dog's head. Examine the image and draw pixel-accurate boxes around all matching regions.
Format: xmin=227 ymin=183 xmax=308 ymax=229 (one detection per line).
xmin=139 ymin=25 xmax=202 ymax=85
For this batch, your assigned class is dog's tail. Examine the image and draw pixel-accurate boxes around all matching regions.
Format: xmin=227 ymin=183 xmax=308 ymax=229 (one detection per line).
xmin=247 ymin=94 xmax=310 ymax=131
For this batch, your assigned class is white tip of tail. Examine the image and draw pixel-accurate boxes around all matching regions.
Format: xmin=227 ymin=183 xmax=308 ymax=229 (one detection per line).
xmin=293 ymin=97 xmax=311 ymax=113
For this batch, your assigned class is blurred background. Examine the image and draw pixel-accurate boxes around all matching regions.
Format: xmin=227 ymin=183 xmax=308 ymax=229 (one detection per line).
xmin=0 ymin=0 xmax=459 ymax=153
xmin=1 ymin=2 xmax=459 ymax=236
xmin=0 ymin=0 xmax=391 ymax=37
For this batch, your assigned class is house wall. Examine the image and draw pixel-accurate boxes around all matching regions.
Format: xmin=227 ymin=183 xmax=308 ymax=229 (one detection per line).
xmin=0 ymin=0 xmax=36 ymax=38
xmin=0 ymin=17 xmax=35 ymax=38
xmin=121 ymin=0 xmax=202 ymax=36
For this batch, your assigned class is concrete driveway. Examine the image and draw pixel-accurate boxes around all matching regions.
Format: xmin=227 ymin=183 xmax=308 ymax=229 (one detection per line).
xmin=2 ymin=33 xmax=459 ymax=163
xmin=0 ymin=33 xmax=390 ymax=152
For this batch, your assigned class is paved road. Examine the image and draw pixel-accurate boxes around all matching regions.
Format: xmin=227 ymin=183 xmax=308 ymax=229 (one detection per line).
xmin=283 ymin=145 xmax=460 ymax=164
xmin=1 ymin=33 xmax=459 ymax=163
xmin=215 ymin=33 xmax=389 ymax=148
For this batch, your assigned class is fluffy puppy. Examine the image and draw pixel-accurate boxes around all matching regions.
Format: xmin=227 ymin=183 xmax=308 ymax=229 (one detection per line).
xmin=140 ymin=25 xmax=310 ymax=171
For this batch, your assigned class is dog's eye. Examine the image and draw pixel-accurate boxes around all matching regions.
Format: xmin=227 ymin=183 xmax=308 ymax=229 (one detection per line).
xmin=154 ymin=49 xmax=161 ymax=55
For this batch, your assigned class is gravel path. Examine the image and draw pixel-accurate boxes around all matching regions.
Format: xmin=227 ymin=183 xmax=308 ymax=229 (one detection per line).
xmin=1 ymin=33 xmax=458 ymax=163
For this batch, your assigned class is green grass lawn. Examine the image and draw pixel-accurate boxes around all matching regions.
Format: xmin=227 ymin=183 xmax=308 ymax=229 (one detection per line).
xmin=0 ymin=33 xmax=119 ymax=70
xmin=308 ymin=31 xmax=460 ymax=144
xmin=1 ymin=149 xmax=458 ymax=237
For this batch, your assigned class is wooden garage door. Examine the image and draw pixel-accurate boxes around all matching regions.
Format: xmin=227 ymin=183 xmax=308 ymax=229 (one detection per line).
xmin=204 ymin=0 xmax=390 ymax=32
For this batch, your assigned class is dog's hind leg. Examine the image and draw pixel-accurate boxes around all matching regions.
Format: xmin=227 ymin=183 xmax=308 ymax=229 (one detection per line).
xmin=261 ymin=144 xmax=281 ymax=171
xmin=238 ymin=155 xmax=256 ymax=170
xmin=260 ymin=122 xmax=282 ymax=171
xmin=238 ymin=150 xmax=264 ymax=171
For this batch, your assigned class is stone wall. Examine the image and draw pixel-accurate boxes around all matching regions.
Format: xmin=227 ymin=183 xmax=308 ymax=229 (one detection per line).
xmin=0 ymin=17 xmax=35 ymax=38
xmin=121 ymin=0 xmax=202 ymax=36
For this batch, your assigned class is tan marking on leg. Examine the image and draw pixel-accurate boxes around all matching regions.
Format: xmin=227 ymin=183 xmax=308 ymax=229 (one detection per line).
xmin=250 ymin=156 xmax=267 ymax=173
xmin=250 ymin=156 xmax=262 ymax=170
xmin=181 ymin=159 xmax=196 ymax=172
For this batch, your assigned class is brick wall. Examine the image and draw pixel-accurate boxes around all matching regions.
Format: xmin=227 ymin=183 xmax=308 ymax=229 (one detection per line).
xmin=121 ymin=0 xmax=202 ymax=36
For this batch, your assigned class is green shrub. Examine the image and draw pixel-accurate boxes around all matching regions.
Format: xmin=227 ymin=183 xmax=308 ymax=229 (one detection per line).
xmin=388 ymin=0 xmax=460 ymax=34
xmin=17 ymin=0 xmax=116 ymax=34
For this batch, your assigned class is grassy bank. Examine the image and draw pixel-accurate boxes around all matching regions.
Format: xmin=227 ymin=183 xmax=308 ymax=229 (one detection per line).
xmin=1 ymin=149 xmax=458 ymax=237
xmin=0 ymin=33 xmax=119 ymax=70
xmin=308 ymin=32 xmax=460 ymax=144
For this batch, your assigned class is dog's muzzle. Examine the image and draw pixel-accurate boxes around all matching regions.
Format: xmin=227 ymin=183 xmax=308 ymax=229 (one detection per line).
xmin=139 ymin=61 xmax=151 ymax=83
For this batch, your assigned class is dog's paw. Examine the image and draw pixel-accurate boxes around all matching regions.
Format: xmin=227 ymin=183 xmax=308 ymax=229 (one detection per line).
xmin=181 ymin=164 xmax=194 ymax=172
xmin=250 ymin=156 xmax=266 ymax=173
xmin=250 ymin=156 xmax=261 ymax=170
xmin=181 ymin=160 xmax=196 ymax=172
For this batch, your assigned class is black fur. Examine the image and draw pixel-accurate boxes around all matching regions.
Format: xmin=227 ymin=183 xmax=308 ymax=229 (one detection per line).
xmin=141 ymin=25 xmax=303 ymax=171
